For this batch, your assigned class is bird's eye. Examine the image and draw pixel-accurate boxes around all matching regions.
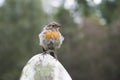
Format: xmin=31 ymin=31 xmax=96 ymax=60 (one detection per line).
xmin=52 ymin=25 xmax=56 ymax=27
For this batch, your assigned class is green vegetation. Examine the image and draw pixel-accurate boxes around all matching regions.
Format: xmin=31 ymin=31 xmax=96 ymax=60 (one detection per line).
xmin=0 ymin=0 xmax=120 ymax=80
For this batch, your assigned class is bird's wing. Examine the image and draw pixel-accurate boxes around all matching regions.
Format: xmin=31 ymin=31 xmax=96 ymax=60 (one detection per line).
xmin=20 ymin=53 xmax=72 ymax=80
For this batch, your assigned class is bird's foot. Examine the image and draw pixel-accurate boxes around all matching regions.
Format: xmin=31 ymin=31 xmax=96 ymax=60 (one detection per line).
xmin=49 ymin=51 xmax=57 ymax=59
xmin=42 ymin=47 xmax=47 ymax=54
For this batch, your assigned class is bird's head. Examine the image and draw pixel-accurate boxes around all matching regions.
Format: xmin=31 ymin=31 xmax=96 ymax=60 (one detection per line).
xmin=45 ymin=21 xmax=61 ymax=31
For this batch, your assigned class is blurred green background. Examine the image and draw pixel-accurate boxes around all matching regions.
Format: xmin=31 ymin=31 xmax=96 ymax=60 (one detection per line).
xmin=0 ymin=0 xmax=120 ymax=80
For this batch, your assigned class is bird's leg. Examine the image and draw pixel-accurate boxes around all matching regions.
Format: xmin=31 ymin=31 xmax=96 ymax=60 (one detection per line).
xmin=42 ymin=47 xmax=46 ymax=54
xmin=42 ymin=47 xmax=47 ymax=59
xmin=49 ymin=50 xmax=57 ymax=59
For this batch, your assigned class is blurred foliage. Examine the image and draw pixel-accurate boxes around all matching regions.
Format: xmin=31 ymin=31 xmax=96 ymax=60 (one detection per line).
xmin=0 ymin=0 xmax=120 ymax=80
xmin=99 ymin=0 xmax=120 ymax=24
xmin=76 ymin=0 xmax=94 ymax=16
xmin=0 ymin=0 xmax=45 ymax=79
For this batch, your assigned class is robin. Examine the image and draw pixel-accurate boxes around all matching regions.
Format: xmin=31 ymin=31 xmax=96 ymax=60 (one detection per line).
xmin=39 ymin=21 xmax=64 ymax=58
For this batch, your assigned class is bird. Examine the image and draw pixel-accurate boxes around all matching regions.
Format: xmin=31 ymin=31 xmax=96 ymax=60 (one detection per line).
xmin=20 ymin=22 xmax=72 ymax=80
xmin=39 ymin=21 xmax=64 ymax=58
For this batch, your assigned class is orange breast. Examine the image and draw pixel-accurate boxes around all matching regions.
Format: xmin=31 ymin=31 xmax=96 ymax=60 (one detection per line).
xmin=51 ymin=31 xmax=60 ymax=40
xmin=44 ymin=31 xmax=52 ymax=39
xmin=44 ymin=31 xmax=60 ymax=40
